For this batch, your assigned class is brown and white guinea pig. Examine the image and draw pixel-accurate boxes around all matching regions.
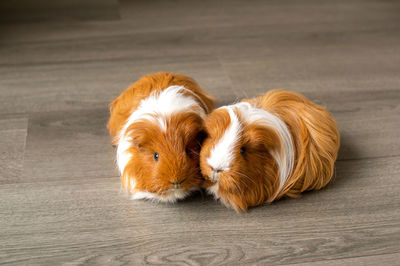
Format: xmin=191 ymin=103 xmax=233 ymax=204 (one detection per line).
xmin=200 ymin=89 xmax=340 ymax=211
xmin=107 ymin=72 xmax=215 ymax=202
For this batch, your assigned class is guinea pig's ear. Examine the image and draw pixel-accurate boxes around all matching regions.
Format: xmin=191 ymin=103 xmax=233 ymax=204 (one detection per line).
xmin=245 ymin=124 xmax=281 ymax=151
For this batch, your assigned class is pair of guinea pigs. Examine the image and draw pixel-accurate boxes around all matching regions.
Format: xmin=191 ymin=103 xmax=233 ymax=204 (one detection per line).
xmin=107 ymin=72 xmax=340 ymax=211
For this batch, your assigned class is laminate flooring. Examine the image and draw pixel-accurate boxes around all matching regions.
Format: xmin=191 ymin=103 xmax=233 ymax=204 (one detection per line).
xmin=1 ymin=0 xmax=399 ymax=265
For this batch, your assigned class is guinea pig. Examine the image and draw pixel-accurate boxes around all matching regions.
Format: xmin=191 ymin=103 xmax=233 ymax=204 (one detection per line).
xmin=108 ymin=72 xmax=215 ymax=202
xmin=200 ymin=89 xmax=340 ymax=211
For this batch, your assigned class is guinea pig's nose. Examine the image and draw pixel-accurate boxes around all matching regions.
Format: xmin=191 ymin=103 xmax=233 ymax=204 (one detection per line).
xmin=211 ymin=167 xmax=223 ymax=181
xmin=170 ymin=178 xmax=186 ymax=188
xmin=211 ymin=167 xmax=223 ymax=174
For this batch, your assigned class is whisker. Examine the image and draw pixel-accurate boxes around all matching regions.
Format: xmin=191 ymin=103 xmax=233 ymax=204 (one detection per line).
xmin=229 ymin=171 xmax=249 ymax=190
xmin=231 ymin=169 xmax=257 ymax=186
xmin=189 ymin=150 xmax=200 ymax=156
xmin=236 ymin=176 xmax=249 ymax=190
xmin=233 ymin=180 xmax=243 ymax=195
xmin=195 ymin=139 xmax=202 ymax=147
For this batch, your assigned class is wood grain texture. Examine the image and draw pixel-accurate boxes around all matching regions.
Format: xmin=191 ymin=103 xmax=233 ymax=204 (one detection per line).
xmin=0 ymin=56 xmax=234 ymax=114
xmin=21 ymin=109 xmax=116 ymax=183
xmin=0 ymin=0 xmax=399 ymax=265
xmin=0 ymin=116 xmax=28 ymax=183
xmin=2 ymin=20 xmax=399 ymax=68
xmin=0 ymin=0 xmax=119 ymax=23
xmin=0 ymin=157 xmax=399 ymax=265
xmin=292 ymin=253 xmax=400 ymax=266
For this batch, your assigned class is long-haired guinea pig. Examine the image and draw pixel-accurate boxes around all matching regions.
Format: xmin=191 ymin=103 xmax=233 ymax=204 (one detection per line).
xmin=200 ymin=89 xmax=340 ymax=211
xmin=107 ymin=72 xmax=215 ymax=202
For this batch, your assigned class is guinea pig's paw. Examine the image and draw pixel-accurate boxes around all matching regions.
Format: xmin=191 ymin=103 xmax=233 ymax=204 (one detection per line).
xmin=131 ymin=191 xmax=162 ymax=202
xmin=205 ymin=183 xmax=220 ymax=199
xmin=160 ymin=188 xmax=191 ymax=203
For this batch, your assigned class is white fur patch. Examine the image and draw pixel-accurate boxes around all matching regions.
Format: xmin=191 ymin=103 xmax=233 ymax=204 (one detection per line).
xmin=206 ymin=183 xmax=220 ymax=199
xmin=207 ymin=107 xmax=242 ymax=172
xmin=234 ymin=102 xmax=294 ymax=199
xmin=131 ymin=188 xmax=190 ymax=203
xmin=131 ymin=191 xmax=161 ymax=201
xmin=121 ymin=85 xmax=205 ymax=135
xmin=116 ymin=137 xmax=133 ymax=175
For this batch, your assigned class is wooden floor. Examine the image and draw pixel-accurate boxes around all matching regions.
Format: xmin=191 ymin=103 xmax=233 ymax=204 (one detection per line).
xmin=1 ymin=0 xmax=399 ymax=265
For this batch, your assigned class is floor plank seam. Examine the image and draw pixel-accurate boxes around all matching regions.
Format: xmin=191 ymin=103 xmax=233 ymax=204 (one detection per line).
xmin=337 ymin=154 xmax=400 ymax=162
xmin=284 ymin=251 xmax=400 ymax=266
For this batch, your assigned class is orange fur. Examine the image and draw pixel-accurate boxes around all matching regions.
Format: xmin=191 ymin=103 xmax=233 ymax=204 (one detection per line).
xmin=107 ymin=72 xmax=215 ymax=200
xmin=200 ymin=89 xmax=340 ymax=211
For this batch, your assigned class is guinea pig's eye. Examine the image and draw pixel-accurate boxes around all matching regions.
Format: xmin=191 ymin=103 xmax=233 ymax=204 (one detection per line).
xmin=153 ymin=152 xmax=159 ymax=162
xmin=240 ymin=147 xmax=246 ymax=155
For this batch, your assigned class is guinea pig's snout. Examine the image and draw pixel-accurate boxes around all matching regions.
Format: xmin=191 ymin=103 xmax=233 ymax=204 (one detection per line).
xmin=169 ymin=178 xmax=186 ymax=189
xmin=210 ymin=167 xmax=224 ymax=182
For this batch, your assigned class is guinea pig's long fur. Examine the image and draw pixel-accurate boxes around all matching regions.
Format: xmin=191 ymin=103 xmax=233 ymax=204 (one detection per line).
xmin=200 ymin=90 xmax=340 ymax=211
xmin=108 ymin=72 xmax=214 ymax=202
